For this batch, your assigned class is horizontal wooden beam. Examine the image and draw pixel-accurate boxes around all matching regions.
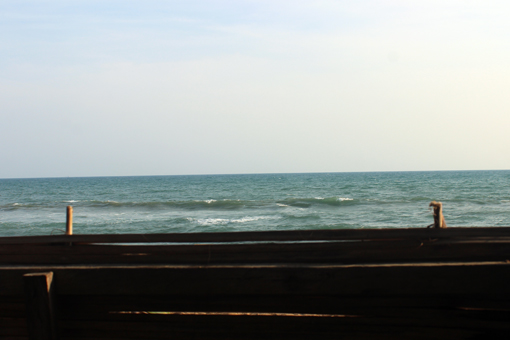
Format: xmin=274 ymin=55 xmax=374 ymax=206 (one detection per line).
xmin=57 ymin=310 xmax=509 ymax=340
xmin=1 ymin=262 xmax=509 ymax=296
xmin=0 ymin=239 xmax=509 ymax=265
xmin=1 ymin=227 xmax=510 ymax=245
xmin=57 ymin=294 xmax=510 ymax=319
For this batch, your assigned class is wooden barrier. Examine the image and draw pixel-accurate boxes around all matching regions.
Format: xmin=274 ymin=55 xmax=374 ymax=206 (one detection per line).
xmin=1 ymin=226 xmax=510 ymax=245
xmin=0 ymin=227 xmax=509 ymax=339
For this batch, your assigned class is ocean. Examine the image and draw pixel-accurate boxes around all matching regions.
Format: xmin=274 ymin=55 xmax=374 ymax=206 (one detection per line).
xmin=0 ymin=171 xmax=509 ymax=237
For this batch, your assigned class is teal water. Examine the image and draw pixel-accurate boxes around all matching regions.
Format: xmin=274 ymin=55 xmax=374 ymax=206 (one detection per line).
xmin=1 ymin=171 xmax=509 ymax=236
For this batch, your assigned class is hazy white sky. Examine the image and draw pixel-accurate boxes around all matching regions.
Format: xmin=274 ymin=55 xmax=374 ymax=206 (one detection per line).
xmin=1 ymin=0 xmax=509 ymax=178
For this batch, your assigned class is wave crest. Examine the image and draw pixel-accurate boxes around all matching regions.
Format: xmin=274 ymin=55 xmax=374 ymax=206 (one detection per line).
xmin=278 ymin=197 xmax=354 ymax=208
xmin=0 ymin=196 xmax=356 ymax=212
xmin=189 ymin=215 xmax=278 ymax=226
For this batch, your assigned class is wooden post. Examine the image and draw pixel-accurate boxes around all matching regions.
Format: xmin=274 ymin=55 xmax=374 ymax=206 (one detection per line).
xmin=24 ymin=272 xmax=57 ymax=340
xmin=429 ymin=201 xmax=447 ymax=229
xmin=66 ymin=206 xmax=73 ymax=236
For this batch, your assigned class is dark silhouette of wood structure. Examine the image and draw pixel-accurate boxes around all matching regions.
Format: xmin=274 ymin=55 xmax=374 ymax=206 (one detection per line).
xmin=1 ymin=227 xmax=509 ymax=339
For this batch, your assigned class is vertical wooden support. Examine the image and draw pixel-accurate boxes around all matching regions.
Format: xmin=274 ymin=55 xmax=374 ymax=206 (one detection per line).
xmin=429 ymin=201 xmax=447 ymax=229
xmin=24 ymin=272 xmax=57 ymax=340
xmin=66 ymin=206 xmax=73 ymax=235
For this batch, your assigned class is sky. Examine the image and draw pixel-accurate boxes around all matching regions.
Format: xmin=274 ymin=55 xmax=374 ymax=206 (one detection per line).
xmin=1 ymin=0 xmax=510 ymax=178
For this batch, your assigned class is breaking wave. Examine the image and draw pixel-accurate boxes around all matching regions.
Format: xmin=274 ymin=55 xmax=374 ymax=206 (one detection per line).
xmin=189 ymin=215 xmax=279 ymax=226
xmin=277 ymin=197 xmax=355 ymax=208
xmin=1 ymin=197 xmax=356 ymax=212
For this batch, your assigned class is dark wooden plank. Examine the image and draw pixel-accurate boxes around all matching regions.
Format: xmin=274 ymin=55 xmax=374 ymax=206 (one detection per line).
xmin=59 ymin=308 xmax=510 ymax=332
xmin=55 ymin=294 xmax=510 ymax=335
xmin=57 ymin=315 xmax=490 ymax=340
xmin=0 ymin=302 xmax=26 ymax=318
xmin=0 ymin=239 xmax=509 ymax=265
xmin=0 ymin=262 xmax=507 ymax=296
xmin=0 ymin=296 xmax=26 ymax=318
xmin=56 ymin=294 xmax=510 ymax=318
xmin=23 ymin=272 xmax=56 ymax=340
xmin=1 ymin=228 xmax=508 ymax=340
xmin=0 ymin=317 xmax=28 ymax=336
xmin=55 ymin=263 xmax=510 ymax=296
xmin=1 ymin=227 xmax=510 ymax=245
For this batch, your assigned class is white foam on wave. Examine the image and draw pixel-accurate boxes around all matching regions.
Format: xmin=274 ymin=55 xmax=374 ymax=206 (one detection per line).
xmin=338 ymin=197 xmax=353 ymax=201
xmin=185 ymin=218 xmax=226 ymax=225
xmin=65 ymin=200 xmax=79 ymax=203
xmin=231 ymin=216 xmax=277 ymax=223
xmin=204 ymin=199 xmax=217 ymax=204
xmin=276 ymin=203 xmax=289 ymax=207
xmin=189 ymin=215 xmax=278 ymax=226
xmin=314 ymin=197 xmax=324 ymax=200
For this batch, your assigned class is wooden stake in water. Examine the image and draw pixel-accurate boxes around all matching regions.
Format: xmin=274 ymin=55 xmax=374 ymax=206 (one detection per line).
xmin=429 ymin=201 xmax=447 ymax=229
xmin=66 ymin=206 xmax=73 ymax=235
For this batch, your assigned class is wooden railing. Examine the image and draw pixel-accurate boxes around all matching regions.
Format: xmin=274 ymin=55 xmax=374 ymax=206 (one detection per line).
xmin=1 ymin=227 xmax=510 ymax=339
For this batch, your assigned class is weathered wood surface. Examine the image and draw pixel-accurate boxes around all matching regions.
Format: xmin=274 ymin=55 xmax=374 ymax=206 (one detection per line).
xmin=429 ymin=201 xmax=448 ymax=228
xmin=57 ymin=294 xmax=510 ymax=316
xmin=0 ymin=227 xmax=509 ymax=245
xmin=0 ymin=238 xmax=509 ymax=265
xmin=56 ymin=316 xmax=505 ymax=340
xmin=23 ymin=272 xmax=56 ymax=340
xmin=0 ymin=295 xmax=28 ymax=339
xmin=7 ymin=261 xmax=506 ymax=340
xmin=1 ymin=262 xmax=509 ymax=296
xmin=0 ymin=227 xmax=509 ymax=267
xmin=65 ymin=207 xmax=73 ymax=236
xmin=0 ymin=228 xmax=510 ymax=339
xmin=0 ymin=296 xmax=28 ymax=339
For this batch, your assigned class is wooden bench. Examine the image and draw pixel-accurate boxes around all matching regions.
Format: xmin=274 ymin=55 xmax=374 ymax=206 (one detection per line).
xmin=1 ymin=228 xmax=510 ymax=339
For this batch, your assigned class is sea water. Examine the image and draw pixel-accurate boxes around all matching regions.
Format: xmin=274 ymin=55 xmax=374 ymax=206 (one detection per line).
xmin=0 ymin=171 xmax=509 ymax=237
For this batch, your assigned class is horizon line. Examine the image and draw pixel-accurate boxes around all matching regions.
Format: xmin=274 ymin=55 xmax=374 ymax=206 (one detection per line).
xmin=1 ymin=169 xmax=509 ymax=180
